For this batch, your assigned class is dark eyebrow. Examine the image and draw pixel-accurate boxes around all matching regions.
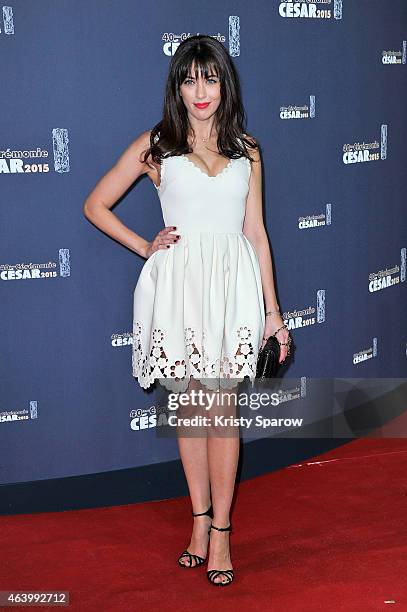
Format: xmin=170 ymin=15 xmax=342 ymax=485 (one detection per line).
xmin=185 ymin=73 xmax=219 ymax=79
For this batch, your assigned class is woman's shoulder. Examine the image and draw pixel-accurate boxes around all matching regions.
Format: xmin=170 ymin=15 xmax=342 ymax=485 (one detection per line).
xmin=136 ymin=128 xmax=159 ymax=151
xmin=133 ymin=129 xmax=161 ymax=179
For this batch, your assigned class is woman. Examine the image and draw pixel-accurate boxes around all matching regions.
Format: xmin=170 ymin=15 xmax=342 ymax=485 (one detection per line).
xmin=83 ymin=34 xmax=291 ymax=586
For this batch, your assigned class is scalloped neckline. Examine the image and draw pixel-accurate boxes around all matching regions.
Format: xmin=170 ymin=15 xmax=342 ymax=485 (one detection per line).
xmin=181 ymin=154 xmax=235 ymax=179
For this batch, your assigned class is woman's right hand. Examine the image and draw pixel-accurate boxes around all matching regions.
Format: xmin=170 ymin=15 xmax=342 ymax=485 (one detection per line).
xmin=144 ymin=226 xmax=180 ymax=259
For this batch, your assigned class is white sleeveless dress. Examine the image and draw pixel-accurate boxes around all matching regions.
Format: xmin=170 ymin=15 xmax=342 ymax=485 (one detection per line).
xmin=132 ymin=147 xmax=265 ymax=392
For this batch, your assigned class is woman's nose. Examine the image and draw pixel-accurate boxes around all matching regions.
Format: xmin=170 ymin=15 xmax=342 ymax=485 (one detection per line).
xmin=196 ymin=80 xmax=207 ymax=96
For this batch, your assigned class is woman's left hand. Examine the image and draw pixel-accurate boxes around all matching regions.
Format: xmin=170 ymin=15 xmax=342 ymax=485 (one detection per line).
xmin=261 ymin=314 xmax=291 ymax=364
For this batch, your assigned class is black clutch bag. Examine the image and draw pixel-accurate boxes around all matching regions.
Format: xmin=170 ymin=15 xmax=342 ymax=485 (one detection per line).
xmin=256 ymin=334 xmax=281 ymax=379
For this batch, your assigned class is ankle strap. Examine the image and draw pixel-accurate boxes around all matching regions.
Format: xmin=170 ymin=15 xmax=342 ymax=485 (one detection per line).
xmin=210 ymin=523 xmax=232 ymax=532
xmin=192 ymin=504 xmax=213 ymax=518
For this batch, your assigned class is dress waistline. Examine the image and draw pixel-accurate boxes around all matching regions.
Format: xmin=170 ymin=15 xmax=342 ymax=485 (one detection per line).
xmin=167 ymin=228 xmax=244 ymax=235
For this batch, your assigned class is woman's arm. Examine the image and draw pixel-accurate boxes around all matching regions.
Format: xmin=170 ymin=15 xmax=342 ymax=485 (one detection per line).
xmin=242 ymin=137 xmax=280 ymax=313
xmin=83 ymin=130 xmax=154 ymax=258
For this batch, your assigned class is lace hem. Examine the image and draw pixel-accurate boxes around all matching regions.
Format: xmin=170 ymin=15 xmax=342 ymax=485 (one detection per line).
xmin=132 ymin=321 xmax=258 ymax=392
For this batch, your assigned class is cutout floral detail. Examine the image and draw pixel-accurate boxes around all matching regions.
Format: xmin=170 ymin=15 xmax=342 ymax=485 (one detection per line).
xmin=132 ymin=322 xmax=258 ymax=390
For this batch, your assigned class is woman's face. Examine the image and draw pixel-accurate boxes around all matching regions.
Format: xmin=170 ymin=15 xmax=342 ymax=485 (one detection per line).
xmin=179 ymin=62 xmax=221 ymax=121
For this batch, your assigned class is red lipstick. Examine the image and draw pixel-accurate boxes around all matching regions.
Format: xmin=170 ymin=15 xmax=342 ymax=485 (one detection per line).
xmin=194 ymin=102 xmax=210 ymax=109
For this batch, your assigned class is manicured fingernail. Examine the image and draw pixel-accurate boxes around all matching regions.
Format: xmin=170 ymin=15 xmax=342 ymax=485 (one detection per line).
xmin=167 ymin=245 xmax=170 ymax=248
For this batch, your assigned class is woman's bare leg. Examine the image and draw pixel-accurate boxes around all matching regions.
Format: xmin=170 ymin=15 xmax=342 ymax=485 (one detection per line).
xmin=176 ymin=376 xmax=211 ymax=566
xmin=206 ymin=384 xmax=240 ymax=583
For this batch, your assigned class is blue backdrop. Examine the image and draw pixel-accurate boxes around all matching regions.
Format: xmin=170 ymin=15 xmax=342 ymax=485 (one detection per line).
xmin=1 ymin=1 xmax=406 ymax=490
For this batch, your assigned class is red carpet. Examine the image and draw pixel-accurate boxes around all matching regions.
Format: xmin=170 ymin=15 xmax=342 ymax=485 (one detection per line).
xmin=2 ymin=436 xmax=407 ymax=611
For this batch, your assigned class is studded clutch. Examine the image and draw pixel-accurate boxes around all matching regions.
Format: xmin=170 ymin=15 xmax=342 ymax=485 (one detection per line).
xmin=256 ymin=334 xmax=281 ymax=379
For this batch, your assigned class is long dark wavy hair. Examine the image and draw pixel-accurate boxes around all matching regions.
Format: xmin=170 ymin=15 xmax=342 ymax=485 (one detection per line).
xmin=141 ymin=34 xmax=259 ymax=167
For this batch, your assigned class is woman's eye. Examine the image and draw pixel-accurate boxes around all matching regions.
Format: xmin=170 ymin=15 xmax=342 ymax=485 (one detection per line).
xmin=184 ymin=78 xmax=218 ymax=85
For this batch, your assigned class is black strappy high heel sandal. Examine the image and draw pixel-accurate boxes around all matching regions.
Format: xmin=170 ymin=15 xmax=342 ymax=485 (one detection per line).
xmin=206 ymin=523 xmax=234 ymax=586
xmin=178 ymin=504 xmax=213 ymax=568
